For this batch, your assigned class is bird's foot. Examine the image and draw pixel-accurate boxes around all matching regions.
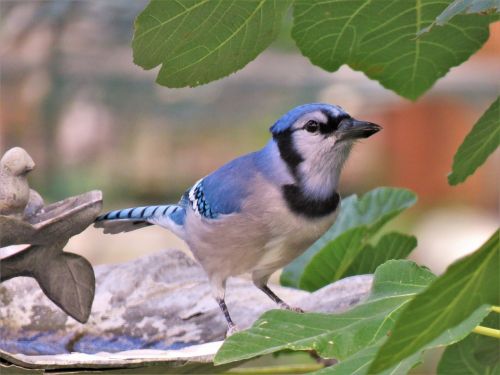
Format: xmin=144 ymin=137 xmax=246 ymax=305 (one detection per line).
xmin=279 ymin=302 xmax=304 ymax=313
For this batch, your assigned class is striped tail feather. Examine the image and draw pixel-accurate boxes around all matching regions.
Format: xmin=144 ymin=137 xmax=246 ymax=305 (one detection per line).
xmin=96 ymin=205 xmax=179 ymax=222
xmin=94 ymin=205 xmax=185 ymax=236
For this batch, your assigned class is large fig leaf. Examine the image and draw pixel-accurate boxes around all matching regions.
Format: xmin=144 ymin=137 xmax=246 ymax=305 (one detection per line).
xmin=133 ymin=0 xmax=291 ymax=88
xmin=370 ymin=230 xmax=499 ymax=373
xmin=292 ymin=0 xmax=491 ymax=99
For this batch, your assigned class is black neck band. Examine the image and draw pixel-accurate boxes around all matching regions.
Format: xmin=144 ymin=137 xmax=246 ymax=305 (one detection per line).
xmin=282 ymin=184 xmax=340 ymax=218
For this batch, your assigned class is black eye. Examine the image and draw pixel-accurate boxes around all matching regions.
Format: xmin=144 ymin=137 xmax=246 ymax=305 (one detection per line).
xmin=304 ymin=120 xmax=319 ymax=133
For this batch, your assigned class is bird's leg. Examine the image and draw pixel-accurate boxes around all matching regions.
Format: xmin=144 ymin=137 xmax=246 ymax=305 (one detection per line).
xmin=252 ymin=273 xmax=304 ymax=312
xmin=211 ymin=277 xmax=238 ymax=336
xmin=257 ymin=284 xmax=304 ymax=313
xmin=216 ymin=297 xmax=238 ymax=336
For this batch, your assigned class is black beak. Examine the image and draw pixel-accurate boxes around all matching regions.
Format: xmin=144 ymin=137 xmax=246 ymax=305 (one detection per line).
xmin=337 ymin=118 xmax=382 ymax=140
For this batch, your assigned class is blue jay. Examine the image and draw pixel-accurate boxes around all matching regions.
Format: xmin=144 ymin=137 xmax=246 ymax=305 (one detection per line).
xmin=95 ymin=103 xmax=381 ymax=332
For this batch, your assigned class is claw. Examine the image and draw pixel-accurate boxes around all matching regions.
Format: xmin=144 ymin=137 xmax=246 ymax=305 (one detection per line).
xmin=226 ymin=324 xmax=239 ymax=337
xmin=279 ymin=302 xmax=304 ymax=313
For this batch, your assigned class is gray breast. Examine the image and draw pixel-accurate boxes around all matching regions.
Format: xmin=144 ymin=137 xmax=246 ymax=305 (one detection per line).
xmin=182 ymin=174 xmax=340 ymax=282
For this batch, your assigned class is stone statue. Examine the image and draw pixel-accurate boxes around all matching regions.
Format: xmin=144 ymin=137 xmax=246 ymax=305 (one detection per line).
xmin=0 ymin=147 xmax=35 ymax=217
xmin=0 ymin=147 xmax=102 ymax=323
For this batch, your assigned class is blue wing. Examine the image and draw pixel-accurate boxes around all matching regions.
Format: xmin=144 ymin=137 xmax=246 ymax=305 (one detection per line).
xmin=184 ymin=152 xmax=258 ymax=219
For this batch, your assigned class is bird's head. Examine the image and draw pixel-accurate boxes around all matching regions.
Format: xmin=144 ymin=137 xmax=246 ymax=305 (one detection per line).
xmin=0 ymin=147 xmax=35 ymax=177
xmin=270 ymin=103 xmax=381 ymax=198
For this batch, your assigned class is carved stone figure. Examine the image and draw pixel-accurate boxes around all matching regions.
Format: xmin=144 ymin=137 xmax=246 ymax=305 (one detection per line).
xmin=0 ymin=147 xmax=35 ymax=217
xmin=0 ymin=147 xmax=102 ymax=323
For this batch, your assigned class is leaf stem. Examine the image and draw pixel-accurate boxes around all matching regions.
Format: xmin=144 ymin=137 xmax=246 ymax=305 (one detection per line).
xmin=224 ymin=364 xmax=324 ymax=374
xmin=491 ymin=306 xmax=500 ymax=314
xmin=472 ymin=325 xmax=500 ymax=339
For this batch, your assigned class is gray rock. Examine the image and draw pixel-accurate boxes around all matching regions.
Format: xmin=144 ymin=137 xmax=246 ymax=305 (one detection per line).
xmin=0 ymin=249 xmax=373 ymax=372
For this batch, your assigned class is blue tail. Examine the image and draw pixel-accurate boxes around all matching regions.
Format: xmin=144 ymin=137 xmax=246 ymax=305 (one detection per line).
xmin=96 ymin=205 xmax=181 ymax=222
xmin=94 ymin=204 xmax=186 ymax=236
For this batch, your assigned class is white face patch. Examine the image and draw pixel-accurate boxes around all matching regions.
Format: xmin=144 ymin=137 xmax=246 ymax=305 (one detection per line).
xmin=291 ymin=111 xmax=353 ymax=199
xmin=292 ymin=110 xmax=338 ymax=158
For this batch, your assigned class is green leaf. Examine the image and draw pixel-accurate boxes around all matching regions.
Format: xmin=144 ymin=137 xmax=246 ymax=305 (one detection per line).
xmin=448 ymin=97 xmax=500 ymax=185
xmin=437 ymin=312 xmax=500 ymax=375
xmin=343 ymin=233 xmax=417 ymax=278
xmin=369 ymin=230 xmax=499 ymax=373
xmin=314 ymin=341 xmax=421 ymax=375
xmin=216 ymin=260 xmax=490 ymax=372
xmin=132 ymin=0 xmax=291 ymax=88
xmin=419 ymin=0 xmax=500 ymax=34
xmin=299 ymin=227 xmax=367 ymax=291
xmin=292 ymin=0 xmax=491 ymax=100
xmin=300 ymin=231 xmax=417 ymax=292
xmin=215 ymin=260 xmax=435 ymax=365
xmin=281 ymin=188 xmax=417 ymax=289
xmin=313 ymin=306 xmax=490 ymax=375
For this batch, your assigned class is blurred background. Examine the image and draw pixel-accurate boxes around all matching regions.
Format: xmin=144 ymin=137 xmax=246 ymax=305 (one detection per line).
xmin=1 ymin=1 xmax=498 ymax=273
